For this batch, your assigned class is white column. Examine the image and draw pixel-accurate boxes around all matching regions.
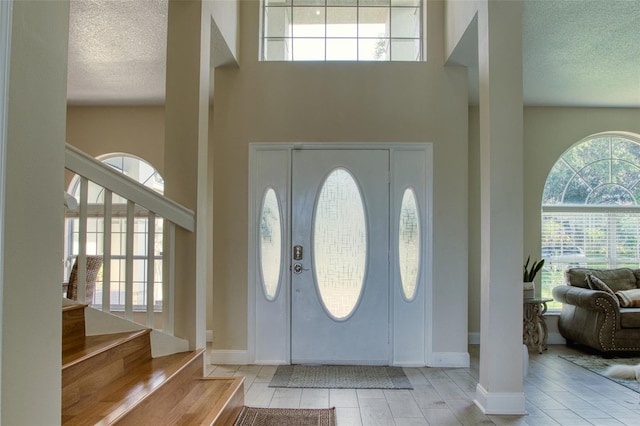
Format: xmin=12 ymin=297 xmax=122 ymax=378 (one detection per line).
xmin=475 ymin=0 xmax=526 ymax=415
xmin=164 ymin=0 xmax=211 ymax=349
xmin=2 ymin=0 xmax=69 ymax=423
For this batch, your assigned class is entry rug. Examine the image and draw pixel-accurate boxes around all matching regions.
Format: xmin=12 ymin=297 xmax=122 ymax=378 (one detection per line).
xmin=560 ymin=354 xmax=640 ymax=394
xmin=269 ymin=365 xmax=413 ymax=389
xmin=234 ymin=406 xmax=336 ymax=426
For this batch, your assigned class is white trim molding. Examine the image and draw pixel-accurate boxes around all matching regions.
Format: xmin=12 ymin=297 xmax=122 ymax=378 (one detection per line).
xmin=210 ymin=350 xmax=250 ymax=365
xmin=0 ymin=0 xmax=12 ymax=414
xmin=427 ymin=352 xmax=470 ymax=368
xmin=474 ymin=383 xmax=526 ymax=415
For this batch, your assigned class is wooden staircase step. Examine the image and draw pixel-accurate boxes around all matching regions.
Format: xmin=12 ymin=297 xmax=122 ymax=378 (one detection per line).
xmin=62 ymin=329 xmax=152 ymax=410
xmin=61 ymin=307 xmax=245 ymax=426
xmin=114 ymin=355 xmax=244 ymax=425
xmin=63 ymin=350 xmax=244 ymax=426
xmin=62 ymin=304 xmax=87 ymax=341
xmin=62 ymin=329 xmax=151 ymax=369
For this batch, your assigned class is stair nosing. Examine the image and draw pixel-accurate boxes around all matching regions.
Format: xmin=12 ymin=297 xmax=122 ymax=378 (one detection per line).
xmin=62 ymin=303 xmax=88 ymax=313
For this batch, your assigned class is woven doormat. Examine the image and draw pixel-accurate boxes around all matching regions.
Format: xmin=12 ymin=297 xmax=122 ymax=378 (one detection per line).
xmin=269 ymin=365 xmax=413 ymax=389
xmin=233 ymin=406 xmax=336 ymax=426
xmin=559 ymin=354 xmax=640 ymax=394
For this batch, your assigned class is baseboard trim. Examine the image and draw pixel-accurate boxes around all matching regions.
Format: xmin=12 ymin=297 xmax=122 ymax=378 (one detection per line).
xmin=469 ymin=332 xmax=566 ymax=345
xmin=427 ymin=351 xmax=470 ymax=368
xmin=210 ymin=350 xmax=249 ymax=365
xmin=474 ymin=383 xmax=526 ymax=415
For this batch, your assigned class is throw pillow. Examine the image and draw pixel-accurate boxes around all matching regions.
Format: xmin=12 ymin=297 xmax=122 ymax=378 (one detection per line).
xmin=587 ymin=274 xmax=619 ymax=304
xmin=615 ymin=289 xmax=640 ymax=308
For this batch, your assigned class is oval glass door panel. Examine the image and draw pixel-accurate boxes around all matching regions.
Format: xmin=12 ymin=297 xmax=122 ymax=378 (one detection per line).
xmin=313 ymin=168 xmax=367 ymax=320
xmin=259 ymin=188 xmax=282 ymax=300
xmin=399 ymin=188 xmax=420 ymax=301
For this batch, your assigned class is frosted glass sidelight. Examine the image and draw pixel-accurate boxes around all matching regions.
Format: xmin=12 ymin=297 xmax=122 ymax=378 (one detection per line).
xmin=260 ymin=188 xmax=282 ymax=300
xmin=313 ymin=168 xmax=367 ymax=320
xmin=399 ymin=188 xmax=420 ymax=300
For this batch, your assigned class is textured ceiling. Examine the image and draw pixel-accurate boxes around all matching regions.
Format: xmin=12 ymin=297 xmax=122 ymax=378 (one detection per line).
xmin=66 ymin=0 xmax=640 ymax=107
xmin=523 ymin=0 xmax=640 ymax=107
xmin=67 ymin=0 xmax=168 ymax=105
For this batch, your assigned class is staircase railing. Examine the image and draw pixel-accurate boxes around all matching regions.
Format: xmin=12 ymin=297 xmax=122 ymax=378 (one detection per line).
xmin=64 ymin=143 xmax=194 ymax=335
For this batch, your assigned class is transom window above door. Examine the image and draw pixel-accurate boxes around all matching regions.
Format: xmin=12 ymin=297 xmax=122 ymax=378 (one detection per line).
xmin=261 ymin=0 xmax=423 ymax=61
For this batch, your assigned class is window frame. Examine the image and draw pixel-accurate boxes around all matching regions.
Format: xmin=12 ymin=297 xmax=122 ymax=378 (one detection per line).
xmin=541 ymin=132 xmax=640 ymax=310
xmin=260 ymin=0 xmax=424 ymax=62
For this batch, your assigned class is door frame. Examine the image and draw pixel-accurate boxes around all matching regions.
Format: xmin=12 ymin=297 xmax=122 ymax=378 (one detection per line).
xmin=248 ymin=143 xmax=433 ymax=366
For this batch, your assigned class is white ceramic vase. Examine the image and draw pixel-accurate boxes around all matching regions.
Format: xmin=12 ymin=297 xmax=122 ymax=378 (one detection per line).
xmin=523 ymin=281 xmax=534 ymax=299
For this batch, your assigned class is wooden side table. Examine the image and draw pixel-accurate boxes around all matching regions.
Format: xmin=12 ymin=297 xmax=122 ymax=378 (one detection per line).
xmin=523 ymin=297 xmax=552 ymax=354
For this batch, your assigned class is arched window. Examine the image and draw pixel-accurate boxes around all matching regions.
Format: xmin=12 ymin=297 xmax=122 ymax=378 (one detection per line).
xmin=541 ymin=133 xmax=640 ymax=307
xmin=66 ymin=154 xmax=164 ymax=311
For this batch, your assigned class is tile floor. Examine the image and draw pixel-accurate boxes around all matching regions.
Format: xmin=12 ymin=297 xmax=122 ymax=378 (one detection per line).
xmin=207 ymin=345 xmax=640 ymax=425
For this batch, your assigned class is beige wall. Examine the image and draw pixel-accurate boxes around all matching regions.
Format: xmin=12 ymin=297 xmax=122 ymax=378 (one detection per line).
xmin=66 ymin=106 xmax=165 ymax=180
xmin=210 ymin=0 xmax=470 ymax=354
xmin=468 ymin=106 xmax=640 ymax=336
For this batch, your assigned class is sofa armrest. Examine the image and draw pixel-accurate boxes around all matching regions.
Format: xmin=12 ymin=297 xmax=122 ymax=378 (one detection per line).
xmin=553 ymin=284 xmax=619 ymax=312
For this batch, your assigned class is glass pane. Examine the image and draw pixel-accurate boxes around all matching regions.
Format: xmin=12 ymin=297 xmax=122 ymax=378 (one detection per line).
xmin=391 ymin=0 xmax=420 ymax=6
xmin=613 ymin=137 xmax=640 ymax=165
xmin=293 ymin=38 xmax=325 ymax=60
xmin=313 ymin=168 xmax=367 ymax=320
xmin=399 ymin=188 xmax=420 ymax=300
xmin=327 ymin=38 xmax=358 ymax=60
xmin=563 ymin=176 xmax=590 ymax=204
xmin=542 ymin=159 xmax=574 ymax=204
xmin=391 ymin=38 xmax=420 ymax=61
xmin=360 ymin=0 xmax=391 ymax=6
xmin=264 ymin=38 xmax=292 ymax=60
xmin=293 ymin=0 xmax=324 ymax=5
xmin=359 ymin=7 xmax=389 ymax=38
xmin=293 ymin=7 xmax=325 ymax=38
xmin=612 ymin=159 xmax=640 ymax=188
xmin=265 ymin=7 xmax=291 ymax=38
xmin=587 ymin=185 xmax=634 ymax=205
xmin=359 ymin=38 xmax=388 ymax=60
xmin=390 ymin=7 xmax=420 ymax=38
xmin=561 ymin=137 xmax=610 ymax=170
xmin=266 ymin=0 xmax=291 ymax=5
xmin=328 ymin=0 xmax=357 ymax=5
xmin=260 ymin=189 xmax=282 ymax=300
xmin=327 ymin=7 xmax=357 ymax=38
xmin=578 ymin=159 xmax=609 ymax=189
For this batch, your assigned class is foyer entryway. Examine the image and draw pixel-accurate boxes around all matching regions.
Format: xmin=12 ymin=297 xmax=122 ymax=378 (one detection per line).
xmin=250 ymin=144 xmax=432 ymax=367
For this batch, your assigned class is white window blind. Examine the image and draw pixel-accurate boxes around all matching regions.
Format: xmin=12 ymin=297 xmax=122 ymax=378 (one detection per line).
xmin=541 ymin=209 xmax=640 ymax=308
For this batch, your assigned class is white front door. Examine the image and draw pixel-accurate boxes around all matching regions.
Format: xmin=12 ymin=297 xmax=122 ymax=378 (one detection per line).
xmin=291 ymin=149 xmax=390 ymax=364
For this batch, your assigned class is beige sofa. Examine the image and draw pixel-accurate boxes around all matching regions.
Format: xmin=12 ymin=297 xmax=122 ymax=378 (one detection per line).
xmin=553 ymin=268 xmax=640 ymax=354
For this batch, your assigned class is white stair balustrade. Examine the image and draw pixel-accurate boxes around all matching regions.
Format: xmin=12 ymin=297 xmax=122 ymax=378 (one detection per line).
xmin=64 ymin=143 xmax=194 ymax=335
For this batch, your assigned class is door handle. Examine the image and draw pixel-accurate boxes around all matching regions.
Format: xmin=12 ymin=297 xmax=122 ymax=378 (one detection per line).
xmin=292 ymin=263 xmax=308 ymax=274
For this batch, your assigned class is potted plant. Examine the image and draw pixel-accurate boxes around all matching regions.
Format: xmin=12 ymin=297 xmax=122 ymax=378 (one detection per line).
xmin=523 ymin=256 xmax=545 ymax=299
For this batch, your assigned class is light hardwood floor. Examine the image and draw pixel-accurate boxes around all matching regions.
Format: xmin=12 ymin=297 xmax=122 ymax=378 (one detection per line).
xmin=207 ymin=345 xmax=640 ymax=425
